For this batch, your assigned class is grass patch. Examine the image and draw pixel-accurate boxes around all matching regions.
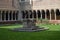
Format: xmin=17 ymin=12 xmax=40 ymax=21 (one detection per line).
xmin=0 ymin=24 xmax=60 ymax=40
xmin=37 ymin=24 xmax=60 ymax=31
xmin=0 ymin=24 xmax=23 ymax=29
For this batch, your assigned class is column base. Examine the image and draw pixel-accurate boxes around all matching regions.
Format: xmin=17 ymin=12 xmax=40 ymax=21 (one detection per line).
xmin=11 ymin=19 xmax=49 ymax=32
xmin=11 ymin=26 xmax=48 ymax=32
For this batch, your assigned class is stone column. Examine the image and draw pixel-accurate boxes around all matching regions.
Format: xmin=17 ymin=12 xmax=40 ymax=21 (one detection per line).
xmin=8 ymin=11 xmax=10 ymax=21
xmin=55 ymin=10 xmax=56 ymax=20
xmin=0 ymin=11 xmax=1 ymax=21
xmin=4 ymin=11 xmax=6 ymax=21
xmin=24 ymin=11 xmax=26 ymax=19
xmin=1 ymin=11 xmax=2 ymax=21
xmin=45 ymin=10 xmax=47 ymax=19
xmin=13 ymin=11 xmax=15 ymax=20
xmin=11 ymin=11 xmax=13 ymax=21
xmin=50 ymin=10 xmax=51 ymax=21
xmin=41 ymin=10 xmax=42 ymax=19
xmin=36 ymin=11 xmax=38 ymax=21
xmin=36 ymin=10 xmax=38 ymax=21
xmin=32 ymin=10 xmax=34 ymax=19
xmin=30 ymin=0 xmax=32 ymax=4
xmin=15 ymin=11 xmax=17 ymax=21
xmin=16 ymin=11 xmax=18 ymax=20
xmin=18 ymin=11 xmax=22 ymax=21
xmin=28 ymin=11 xmax=30 ymax=19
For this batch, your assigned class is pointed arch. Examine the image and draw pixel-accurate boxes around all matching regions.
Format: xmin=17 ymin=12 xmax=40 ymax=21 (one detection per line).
xmin=37 ymin=10 xmax=41 ymax=18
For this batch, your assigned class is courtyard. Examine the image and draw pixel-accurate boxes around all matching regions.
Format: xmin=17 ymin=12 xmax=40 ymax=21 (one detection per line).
xmin=0 ymin=24 xmax=60 ymax=40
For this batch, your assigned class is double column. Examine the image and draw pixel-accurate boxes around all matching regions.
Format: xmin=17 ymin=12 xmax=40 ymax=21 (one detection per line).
xmin=53 ymin=9 xmax=57 ymax=20
xmin=40 ymin=9 xmax=57 ymax=21
xmin=24 ymin=10 xmax=34 ymax=19
xmin=22 ymin=9 xmax=57 ymax=21
xmin=49 ymin=9 xmax=56 ymax=21
xmin=4 ymin=11 xmax=6 ymax=21
xmin=0 ymin=11 xmax=6 ymax=21
xmin=41 ymin=10 xmax=47 ymax=20
xmin=0 ymin=11 xmax=2 ymax=21
xmin=0 ymin=10 xmax=18 ymax=21
xmin=8 ymin=11 xmax=18 ymax=21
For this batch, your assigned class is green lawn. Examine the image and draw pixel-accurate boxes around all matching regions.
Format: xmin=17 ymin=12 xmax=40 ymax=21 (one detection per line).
xmin=0 ymin=24 xmax=60 ymax=40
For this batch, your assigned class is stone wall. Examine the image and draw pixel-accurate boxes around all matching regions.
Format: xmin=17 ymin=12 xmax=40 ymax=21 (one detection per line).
xmin=32 ymin=0 xmax=60 ymax=10
xmin=20 ymin=1 xmax=32 ymax=10
xmin=0 ymin=0 xmax=19 ymax=23
xmin=0 ymin=0 xmax=12 ymax=8
xmin=0 ymin=0 xmax=19 ymax=10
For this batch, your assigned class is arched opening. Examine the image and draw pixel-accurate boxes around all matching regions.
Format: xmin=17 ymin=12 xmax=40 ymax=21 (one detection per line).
xmin=37 ymin=10 xmax=41 ymax=18
xmin=9 ymin=11 xmax=12 ymax=20
xmin=46 ymin=9 xmax=50 ymax=20
xmin=6 ymin=11 xmax=8 ymax=20
xmin=21 ymin=11 xmax=24 ymax=19
xmin=56 ymin=9 xmax=60 ymax=15
xmin=25 ymin=10 xmax=28 ymax=18
xmin=41 ymin=10 xmax=45 ymax=19
xmin=13 ymin=11 xmax=15 ymax=20
xmin=51 ymin=9 xmax=55 ymax=20
xmin=2 ymin=11 xmax=5 ymax=20
xmin=0 ymin=10 xmax=19 ymax=22
xmin=56 ymin=9 xmax=60 ymax=20
xmin=16 ymin=11 xmax=19 ymax=20
xmin=21 ymin=10 xmax=26 ymax=19
xmin=33 ymin=10 xmax=36 ymax=18
xmin=29 ymin=10 xmax=32 ymax=18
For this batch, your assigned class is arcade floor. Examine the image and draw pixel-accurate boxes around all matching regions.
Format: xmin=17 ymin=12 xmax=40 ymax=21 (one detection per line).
xmin=0 ymin=24 xmax=60 ymax=40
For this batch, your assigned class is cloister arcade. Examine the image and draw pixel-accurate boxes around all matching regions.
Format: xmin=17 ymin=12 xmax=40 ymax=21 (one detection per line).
xmin=0 ymin=10 xmax=18 ymax=22
xmin=21 ymin=9 xmax=60 ymax=23
xmin=0 ymin=9 xmax=60 ymax=23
